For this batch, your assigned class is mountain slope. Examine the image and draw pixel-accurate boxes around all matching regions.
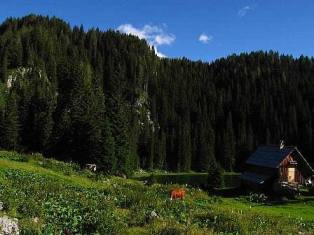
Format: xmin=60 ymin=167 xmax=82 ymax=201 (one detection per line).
xmin=0 ymin=15 xmax=314 ymax=174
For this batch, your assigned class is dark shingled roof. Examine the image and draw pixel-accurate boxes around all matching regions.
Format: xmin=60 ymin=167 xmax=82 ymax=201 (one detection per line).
xmin=246 ymin=146 xmax=296 ymax=168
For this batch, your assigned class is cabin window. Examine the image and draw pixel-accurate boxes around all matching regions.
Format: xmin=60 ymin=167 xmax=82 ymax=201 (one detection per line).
xmin=287 ymin=167 xmax=295 ymax=182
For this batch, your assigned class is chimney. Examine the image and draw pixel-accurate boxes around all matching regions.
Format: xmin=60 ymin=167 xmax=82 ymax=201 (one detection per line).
xmin=279 ymin=140 xmax=285 ymax=149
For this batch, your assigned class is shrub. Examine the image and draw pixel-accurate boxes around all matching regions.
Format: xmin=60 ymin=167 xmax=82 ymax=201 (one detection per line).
xmin=248 ymin=192 xmax=268 ymax=204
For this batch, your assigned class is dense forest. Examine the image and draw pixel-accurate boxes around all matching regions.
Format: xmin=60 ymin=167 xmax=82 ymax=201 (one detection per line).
xmin=0 ymin=15 xmax=314 ymax=175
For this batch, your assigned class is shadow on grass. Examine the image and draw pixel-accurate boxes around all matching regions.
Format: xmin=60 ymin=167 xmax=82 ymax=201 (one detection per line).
xmin=211 ymin=186 xmax=248 ymax=197
xmin=268 ymin=195 xmax=314 ymax=205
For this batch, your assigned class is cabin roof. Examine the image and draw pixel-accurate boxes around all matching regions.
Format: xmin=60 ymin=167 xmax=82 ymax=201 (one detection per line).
xmin=246 ymin=146 xmax=295 ymax=168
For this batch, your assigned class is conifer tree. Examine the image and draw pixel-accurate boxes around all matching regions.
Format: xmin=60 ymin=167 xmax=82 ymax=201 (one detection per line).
xmin=221 ymin=113 xmax=236 ymax=171
xmin=1 ymin=92 xmax=20 ymax=150
xmin=0 ymin=51 xmax=8 ymax=82
xmin=100 ymin=117 xmax=116 ymax=173
xmin=27 ymin=69 xmax=56 ymax=151
xmin=197 ymin=121 xmax=215 ymax=172
xmin=207 ymin=159 xmax=222 ymax=192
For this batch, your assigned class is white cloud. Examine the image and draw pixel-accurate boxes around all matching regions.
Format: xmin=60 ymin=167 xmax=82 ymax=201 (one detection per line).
xmin=154 ymin=49 xmax=166 ymax=58
xmin=198 ymin=33 xmax=213 ymax=44
xmin=117 ymin=24 xmax=146 ymax=39
xmin=238 ymin=5 xmax=253 ymax=17
xmin=117 ymin=23 xmax=175 ymax=57
xmin=154 ymin=34 xmax=175 ymax=46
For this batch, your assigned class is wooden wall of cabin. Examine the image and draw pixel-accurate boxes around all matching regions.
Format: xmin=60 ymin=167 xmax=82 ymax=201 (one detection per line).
xmin=279 ymin=154 xmax=305 ymax=184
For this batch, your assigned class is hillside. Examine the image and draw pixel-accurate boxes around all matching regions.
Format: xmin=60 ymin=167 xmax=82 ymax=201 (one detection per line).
xmin=1 ymin=15 xmax=314 ymax=175
xmin=0 ymin=151 xmax=313 ymax=234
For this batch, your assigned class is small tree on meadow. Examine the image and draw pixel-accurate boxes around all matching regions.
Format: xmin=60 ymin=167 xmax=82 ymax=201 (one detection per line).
xmin=207 ymin=160 xmax=222 ymax=192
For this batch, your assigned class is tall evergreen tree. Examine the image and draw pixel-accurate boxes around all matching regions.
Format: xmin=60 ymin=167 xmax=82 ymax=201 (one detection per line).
xmin=27 ymin=69 xmax=56 ymax=151
xmin=0 ymin=51 xmax=8 ymax=82
xmin=221 ymin=113 xmax=236 ymax=171
xmin=100 ymin=117 xmax=116 ymax=173
xmin=0 ymin=92 xmax=20 ymax=150
xmin=197 ymin=121 xmax=215 ymax=172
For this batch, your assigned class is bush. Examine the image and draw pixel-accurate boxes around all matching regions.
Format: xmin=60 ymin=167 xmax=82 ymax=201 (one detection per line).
xmin=248 ymin=192 xmax=268 ymax=204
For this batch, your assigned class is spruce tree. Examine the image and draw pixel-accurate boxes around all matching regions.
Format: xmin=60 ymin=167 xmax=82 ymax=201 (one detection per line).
xmin=0 ymin=51 xmax=8 ymax=83
xmin=1 ymin=92 xmax=20 ymax=150
xmin=100 ymin=117 xmax=116 ymax=173
xmin=27 ymin=69 xmax=56 ymax=151
xmin=207 ymin=160 xmax=222 ymax=192
xmin=197 ymin=121 xmax=215 ymax=172
xmin=221 ymin=113 xmax=236 ymax=171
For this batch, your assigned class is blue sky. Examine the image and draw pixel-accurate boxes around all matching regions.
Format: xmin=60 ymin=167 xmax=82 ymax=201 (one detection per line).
xmin=0 ymin=0 xmax=314 ymax=61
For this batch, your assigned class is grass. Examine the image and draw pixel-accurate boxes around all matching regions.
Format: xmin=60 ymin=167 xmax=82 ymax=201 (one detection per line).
xmin=0 ymin=151 xmax=313 ymax=234
xmin=0 ymin=157 xmax=104 ymax=188
xmin=220 ymin=196 xmax=314 ymax=221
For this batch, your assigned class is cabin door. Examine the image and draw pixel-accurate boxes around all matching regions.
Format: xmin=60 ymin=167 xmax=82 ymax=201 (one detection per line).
xmin=287 ymin=167 xmax=295 ymax=182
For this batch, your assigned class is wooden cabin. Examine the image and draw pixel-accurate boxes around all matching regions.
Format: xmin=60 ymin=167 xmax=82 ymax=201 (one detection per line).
xmin=241 ymin=146 xmax=314 ymax=193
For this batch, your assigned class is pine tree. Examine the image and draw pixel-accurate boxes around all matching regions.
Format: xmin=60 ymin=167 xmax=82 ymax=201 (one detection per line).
xmin=27 ymin=69 xmax=56 ymax=151
xmin=69 ymin=62 xmax=104 ymax=165
xmin=106 ymin=68 xmax=134 ymax=176
xmin=207 ymin=160 xmax=222 ymax=192
xmin=1 ymin=92 xmax=20 ymax=150
xmin=221 ymin=113 xmax=236 ymax=171
xmin=0 ymin=51 xmax=8 ymax=83
xmin=197 ymin=121 xmax=215 ymax=172
xmin=100 ymin=117 xmax=116 ymax=173
xmin=112 ymin=101 xmax=132 ymax=176
xmin=181 ymin=116 xmax=192 ymax=171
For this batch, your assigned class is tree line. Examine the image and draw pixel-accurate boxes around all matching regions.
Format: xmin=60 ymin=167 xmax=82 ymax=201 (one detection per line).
xmin=0 ymin=15 xmax=313 ymax=175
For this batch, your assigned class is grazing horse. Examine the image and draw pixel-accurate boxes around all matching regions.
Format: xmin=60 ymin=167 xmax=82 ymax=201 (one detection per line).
xmin=170 ymin=188 xmax=186 ymax=200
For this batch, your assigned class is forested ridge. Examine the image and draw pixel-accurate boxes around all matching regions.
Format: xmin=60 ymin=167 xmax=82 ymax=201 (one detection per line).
xmin=0 ymin=15 xmax=314 ymax=175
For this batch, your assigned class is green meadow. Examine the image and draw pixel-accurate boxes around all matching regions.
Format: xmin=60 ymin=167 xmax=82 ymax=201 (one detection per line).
xmin=0 ymin=151 xmax=313 ymax=234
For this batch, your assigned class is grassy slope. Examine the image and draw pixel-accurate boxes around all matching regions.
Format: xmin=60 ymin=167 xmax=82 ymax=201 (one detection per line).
xmin=0 ymin=158 xmax=105 ymax=188
xmin=0 ymin=152 xmax=313 ymax=234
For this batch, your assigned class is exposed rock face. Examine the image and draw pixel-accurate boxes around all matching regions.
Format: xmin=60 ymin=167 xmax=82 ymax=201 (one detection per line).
xmin=0 ymin=216 xmax=19 ymax=235
xmin=6 ymin=67 xmax=33 ymax=89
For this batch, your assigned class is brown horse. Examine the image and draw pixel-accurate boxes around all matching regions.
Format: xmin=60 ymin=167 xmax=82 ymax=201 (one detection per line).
xmin=170 ymin=188 xmax=186 ymax=200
